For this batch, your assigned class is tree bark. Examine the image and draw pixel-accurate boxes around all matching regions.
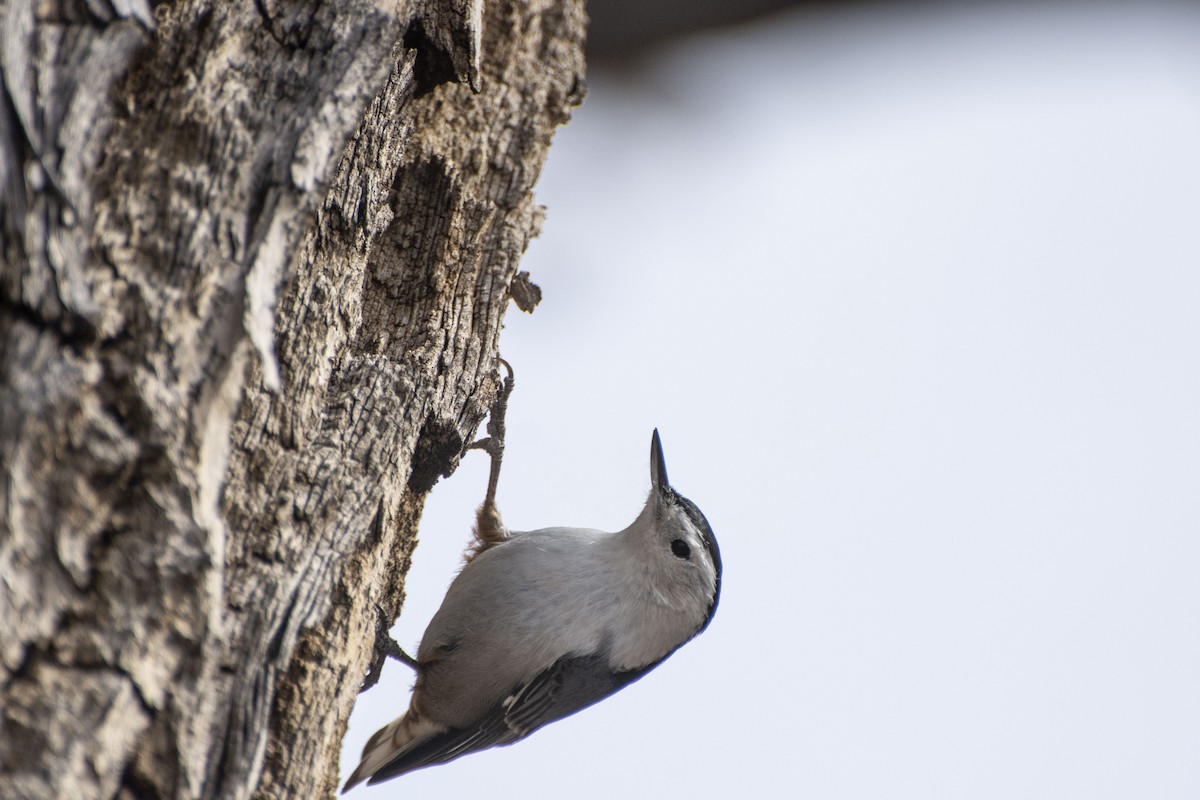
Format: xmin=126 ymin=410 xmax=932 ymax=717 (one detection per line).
xmin=0 ymin=1 xmax=585 ymax=798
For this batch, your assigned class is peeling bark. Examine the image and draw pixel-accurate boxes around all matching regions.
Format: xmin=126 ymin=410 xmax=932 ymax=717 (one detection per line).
xmin=0 ymin=0 xmax=586 ymax=798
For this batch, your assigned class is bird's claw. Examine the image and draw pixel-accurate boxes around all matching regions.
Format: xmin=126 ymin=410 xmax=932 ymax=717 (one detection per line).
xmin=360 ymin=603 xmax=418 ymax=693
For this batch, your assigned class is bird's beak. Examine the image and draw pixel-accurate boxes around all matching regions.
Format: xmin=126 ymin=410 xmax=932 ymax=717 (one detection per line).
xmin=650 ymin=429 xmax=670 ymax=493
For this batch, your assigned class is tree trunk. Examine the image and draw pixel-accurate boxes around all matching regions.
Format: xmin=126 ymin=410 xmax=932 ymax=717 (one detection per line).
xmin=0 ymin=1 xmax=585 ymax=798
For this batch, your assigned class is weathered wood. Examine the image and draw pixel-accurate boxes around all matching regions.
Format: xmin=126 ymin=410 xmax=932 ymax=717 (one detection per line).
xmin=0 ymin=0 xmax=585 ymax=798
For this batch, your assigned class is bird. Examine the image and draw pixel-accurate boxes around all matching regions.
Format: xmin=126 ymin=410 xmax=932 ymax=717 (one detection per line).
xmin=343 ymin=370 xmax=721 ymax=790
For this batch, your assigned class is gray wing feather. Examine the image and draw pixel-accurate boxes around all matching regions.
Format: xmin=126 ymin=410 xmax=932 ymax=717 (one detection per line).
xmin=366 ymin=652 xmax=646 ymax=783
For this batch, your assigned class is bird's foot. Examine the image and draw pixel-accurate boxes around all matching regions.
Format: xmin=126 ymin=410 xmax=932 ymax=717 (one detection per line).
xmin=467 ymin=358 xmax=514 ymax=556
xmin=360 ymin=604 xmax=418 ymax=693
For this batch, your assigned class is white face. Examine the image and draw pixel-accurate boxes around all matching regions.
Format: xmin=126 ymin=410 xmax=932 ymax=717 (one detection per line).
xmin=646 ymin=489 xmax=721 ymax=624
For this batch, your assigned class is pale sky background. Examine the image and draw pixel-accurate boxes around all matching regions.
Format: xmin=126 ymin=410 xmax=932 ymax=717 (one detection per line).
xmin=342 ymin=1 xmax=1200 ymax=797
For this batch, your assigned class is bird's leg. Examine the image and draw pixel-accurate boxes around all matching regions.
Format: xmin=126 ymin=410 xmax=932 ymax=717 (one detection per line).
xmin=360 ymin=603 xmax=418 ymax=693
xmin=467 ymin=358 xmax=514 ymax=558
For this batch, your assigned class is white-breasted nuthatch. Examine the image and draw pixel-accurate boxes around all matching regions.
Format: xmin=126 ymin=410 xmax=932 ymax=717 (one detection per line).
xmin=343 ymin=370 xmax=721 ymax=789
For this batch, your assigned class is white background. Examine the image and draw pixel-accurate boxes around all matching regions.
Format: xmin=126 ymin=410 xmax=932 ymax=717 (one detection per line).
xmin=343 ymin=2 xmax=1200 ymax=797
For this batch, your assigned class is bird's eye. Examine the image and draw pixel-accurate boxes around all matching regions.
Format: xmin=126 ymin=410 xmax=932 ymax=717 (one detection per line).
xmin=670 ymin=539 xmax=691 ymax=559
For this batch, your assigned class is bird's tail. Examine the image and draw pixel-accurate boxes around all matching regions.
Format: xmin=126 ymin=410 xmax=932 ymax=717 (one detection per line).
xmin=342 ymin=712 xmax=446 ymax=792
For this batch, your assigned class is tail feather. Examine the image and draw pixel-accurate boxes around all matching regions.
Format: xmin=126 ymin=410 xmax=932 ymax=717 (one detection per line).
xmin=342 ymin=712 xmax=447 ymax=792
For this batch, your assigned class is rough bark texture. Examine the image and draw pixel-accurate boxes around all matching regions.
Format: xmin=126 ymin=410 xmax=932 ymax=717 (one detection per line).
xmin=0 ymin=0 xmax=586 ymax=798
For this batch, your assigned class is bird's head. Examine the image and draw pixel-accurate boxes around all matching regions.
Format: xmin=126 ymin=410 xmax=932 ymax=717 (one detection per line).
xmin=629 ymin=429 xmax=722 ymax=628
